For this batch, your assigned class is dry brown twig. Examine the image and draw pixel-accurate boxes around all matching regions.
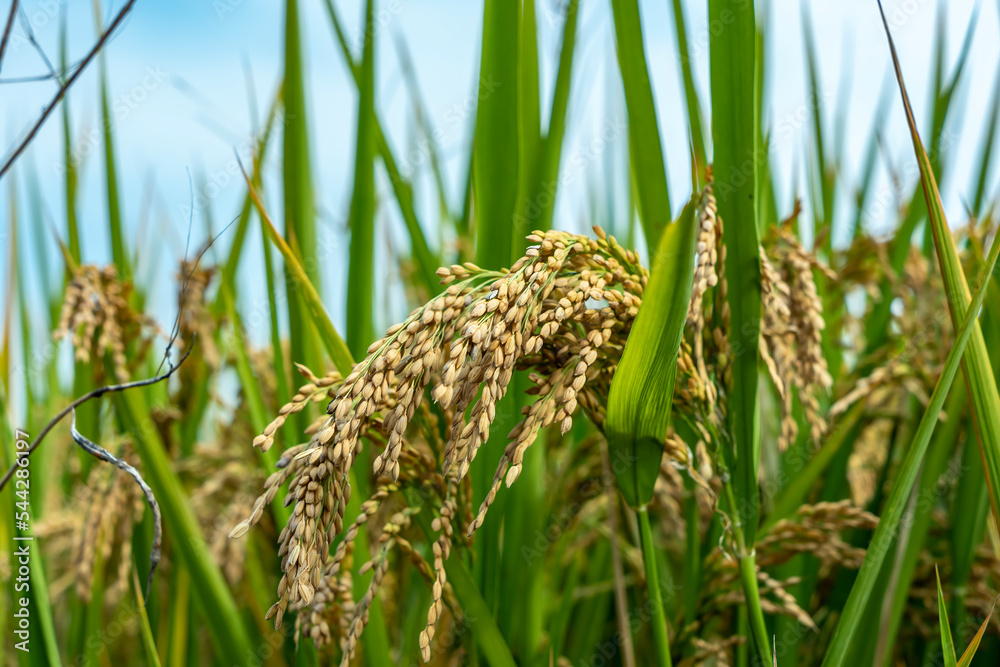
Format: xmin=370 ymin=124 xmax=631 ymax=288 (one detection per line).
xmin=0 ymin=0 xmax=139 ymax=179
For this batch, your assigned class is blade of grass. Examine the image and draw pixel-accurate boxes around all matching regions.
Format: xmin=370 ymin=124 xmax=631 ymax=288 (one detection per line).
xmin=971 ymin=65 xmax=1000 ymax=219
xmin=24 ymin=159 xmax=57 ymax=331
xmin=668 ymin=0 xmax=707 ymax=176
xmin=937 ymin=566 xmax=958 ymax=667
xmin=132 ymin=560 xmax=163 ymax=667
xmin=877 ymin=383 xmax=967 ymax=664
xmin=709 ymin=2 xmax=768 ymax=659
xmin=755 ymin=12 xmax=776 ymax=233
xmin=214 ymin=82 xmax=283 ymax=316
xmin=472 ymin=0 xmax=520 ymax=625
xmin=610 ymin=0 xmax=671 ymax=248
xmin=638 ymin=506 xmax=672 ymax=667
xmin=566 ymin=540 xmax=614 ymax=666
xmin=957 ymin=594 xmax=998 ymax=667
xmin=165 ymin=569 xmax=190 ymax=667
xmin=527 ymin=0 xmax=579 ymax=233
xmin=59 ymin=11 xmax=80 ymax=265
xmin=710 ymin=0 xmax=762 ymax=542
xmin=321 ymin=0 xmax=440 ymax=296
xmin=606 ymin=200 xmax=697 ymax=665
xmin=607 ymin=200 xmax=696 ymax=508
xmin=921 ymin=6 xmax=976 ymax=256
xmin=821 ymin=129 xmax=1000 ymax=667
xmin=951 ymin=235 xmax=1000 ymax=629
xmin=511 ymin=0 xmax=540 ymax=249
xmin=801 ymin=4 xmax=833 ymax=250
xmin=97 ymin=55 xmax=129 ymax=282
xmin=498 ymin=1 xmax=547 ymax=657
xmin=113 ymin=387 xmax=255 ymax=663
xmin=394 ymin=33 xmax=454 ymax=224
xmin=282 ymin=0 xmax=321 ymax=383
xmin=346 ymin=0 xmax=376 ymax=359
xmin=499 ymin=1 xmax=553 ymax=658
xmin=475 ymin=0 xmax=519 ymax=267
xmin=879 ymin=0 xmax=1000 ymax=535
xmin=242 ymin=167 xmax=354 ymax=374
xmin=864 ymin=16 xmax=971 ymax=354
xmin=950 ymin=413 xmax=990 ymax=629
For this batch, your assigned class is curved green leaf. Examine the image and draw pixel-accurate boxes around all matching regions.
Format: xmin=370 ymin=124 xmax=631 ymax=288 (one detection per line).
xmin=606 ymin=200 xmax=697 ymax=508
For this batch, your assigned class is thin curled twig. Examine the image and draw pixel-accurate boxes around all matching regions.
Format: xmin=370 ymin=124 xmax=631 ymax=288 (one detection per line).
xmin=0 ymin=342 xmax=193 ymax=494
xmin=0 ymin=177 xmax=234 ymax=492
xmin=70 ymin=411 xmax=161 ymax=603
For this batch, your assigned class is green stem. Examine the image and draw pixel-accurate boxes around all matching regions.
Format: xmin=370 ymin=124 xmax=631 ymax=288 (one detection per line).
xmin=740 ymin=554 xmax=772 ymax=665
xmin=722 ymin=475 xmax=773 ymax=665
xmin=637 ymin=506 xmax=672 ymax=667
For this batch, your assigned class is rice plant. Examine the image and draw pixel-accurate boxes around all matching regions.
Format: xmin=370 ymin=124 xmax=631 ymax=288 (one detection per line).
xmin=2 ymin=1 xmax=1000 ymax=665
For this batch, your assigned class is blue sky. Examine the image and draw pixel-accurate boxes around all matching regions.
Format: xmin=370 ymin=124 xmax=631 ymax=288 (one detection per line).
xmin=0 ymin=0 xmax=995 ymax=347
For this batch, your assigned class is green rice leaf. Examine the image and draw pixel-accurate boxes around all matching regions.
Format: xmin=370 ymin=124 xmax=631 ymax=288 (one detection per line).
xmin=346 ymin=0 xmax=376 ymax=359
xmin=98 ymin=58 xmax=129 ymax=282
xmin=971 ymin=66 xmax=1000 ymax=218
xmin=282 ymin=0 xmax=321 ymax=374
xmin=243 ymin=171 xmax=354 ymax=375
xmin=215 ymin=83 xmax=283 ymax=315
xmin=709 ymin=0 xmax=762 ymax=546
xmin=957 ymin=594 xmax=998 ymax=667
xmin=395 ymin=34 xmax=454 ymax=225
xmin=668 ymin=0 xmax=706 ymax=176
xmin=132 ymin=561 xmax=163 ymax=667
xmin=113 ymin=389 xmax=255 ymax=664
xmin=322 ymin=0 xmax=440 ymax=295
xmin=471 ymin=0 xmax=521 ymax=624
xmin=921 ymin=5 xmax=976 ymax=256
xmin=475 ymin=0 xmax=520 ymax=267
xmin=801 ymin=5 xmax=833 ymax=249
xmin=820 ymin=59 xmax=1000 ymax=664
xmin=878 ymin=0 xmax=1000 ymax=534
xmin=527 ymin=0 xmax=579 ymax=233
xmin=879 ymin=383 xmax=967 ymax=659
xmin=606 ymin=200 xmax=697 ymax=508
xmin=936 ymin=566 xmax=958 ymax=667
xmin=59 ymin=14 xmax=80 ymax=266
xmin=512 ymin=0 xmax=541 ymax=249
xmin=610 ymin=0 xmax=671 ymax=248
